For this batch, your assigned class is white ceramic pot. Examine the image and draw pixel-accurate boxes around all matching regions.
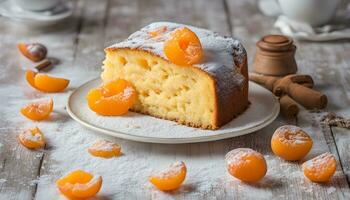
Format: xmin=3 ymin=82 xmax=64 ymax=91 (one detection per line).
xmin=278 ymin=0 xmax=341 ymax=26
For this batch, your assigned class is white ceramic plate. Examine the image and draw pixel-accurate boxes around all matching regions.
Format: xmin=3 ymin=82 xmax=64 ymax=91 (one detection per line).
xmin=67 ymin=78 xmax=280 ymax=144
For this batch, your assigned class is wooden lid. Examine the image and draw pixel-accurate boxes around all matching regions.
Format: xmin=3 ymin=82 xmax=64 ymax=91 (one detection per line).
xmin=257 ymin=35 xmax=293 ymax=52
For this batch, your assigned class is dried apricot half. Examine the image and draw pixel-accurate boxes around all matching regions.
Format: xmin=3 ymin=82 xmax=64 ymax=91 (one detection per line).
xmin=21 ymin=98 xmax=53 ymax=121
xmin=18 ymin=127 xmax=45 ymax=149
xmin=148 ymin=26 xmax=167 ymax=38
xmin=302 ymin=153 xmax=336 ymax=183
xmin=25 ymin=70 xmax=70 ymax=93
xmin=56 ymin=170 xmax=102 ymax=199
xmin=164 ymin=27 xmax=203 ymax=65
xmin=88 ymin=140 xmax=121 ymax=158
xmin=225 ymin=148 xmax=267 ymax=182
xmin=271 ymin=125 xmax=313 ymax=161
xmin=86 ymin=79 xmax=136 ymax=116
xmin=149 ymin=161 xmax=187 ymax=191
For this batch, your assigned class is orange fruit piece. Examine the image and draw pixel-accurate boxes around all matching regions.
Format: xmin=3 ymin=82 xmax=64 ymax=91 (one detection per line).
xmin=164 ymin=27 xmax=203 ymax=65
xmin=271 ymin=125 xmax=313 ymax=161
xmin=56 ymin=170 xmax=102 ymax=199
xmin=148 ymin=26 xmax=168 ymax=38
xmin=17 ymin=43 xmax=47 ymax=62
xmin=86 ymin=79 xmax=137 ymax=116
xmin=88 ymin=140 xmax=121 ymax=158
xmin=18 ymin=127 xmax=45 ymax=149
xmin=302 ymin=152 xmax=336 ymax=183
xmin=149 ymin=161 xmax=187 ymax=191
xmin=25 ymin=70 xmax=70 ymax=93
xmin=225 ymin=148 xmax=267 ymax=182
xmin=20 ymin=98 xmax=53 ymax=121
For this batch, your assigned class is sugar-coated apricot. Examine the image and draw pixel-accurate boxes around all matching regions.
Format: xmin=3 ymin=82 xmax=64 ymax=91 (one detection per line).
xmin=149 ymin=161 xmax=187 ymax=191
xmin=86 ymin=79 xmax=136 ymax=116
xmin=148 ymin=26 xmax=168 ymax=38
xmin=21 ymin=98 xmax=53 ymax=121
xmin=56 ymin=170 xmax=102 ymax=199
xmin=17 ymin=43 xmax=47 ymax=62
xmin=225 ymin=148 xmax=267 ymax=182
xmin=18 ymin=127 xmax=45 ymax=149
xmin=302 ymin=153 xmax=336 ymax=183
xmin=25 ymin=70 xmax=69 ymax=93
xmin=271 ymin=125 xmax=313 ymax=161
xmin=164 ymin=27 xmax=203 ymax=65
xmin=88 ymin=140 xmax=121 ymax=158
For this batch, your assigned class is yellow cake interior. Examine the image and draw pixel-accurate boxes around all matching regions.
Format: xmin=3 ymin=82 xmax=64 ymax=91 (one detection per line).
xmin=101 ymin=49 xmax=216 ymax=128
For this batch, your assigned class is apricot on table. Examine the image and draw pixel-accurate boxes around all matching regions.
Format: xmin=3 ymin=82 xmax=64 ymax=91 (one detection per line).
xmin=86 ymin=79 xmax=137 ymax=116
xmin=164 ymin=27 xmax=203 ymax=65
xmin=56 ymin=170 xmax=102 ymax=199
xmin=225 ymin=148 xmax=267 ymax=182
xmin=271 ymin=125 xmax=313 ymax=161
xmin=149 ymin=161 xmax=187 ymax=191
xmin=21 ymin=98 xmax=53 ymax=121
xmin=18 ymin=127 xmax=45 ymax=149
xmin=88 ymin=140 xmax=121 ymax=158
xmin=302 ymin=152 xmax=336 ymax=183
xmin=17 ymin=43 xmax=47 ymax=62
xmin=25 ymin=70 xmax=70 ymax=93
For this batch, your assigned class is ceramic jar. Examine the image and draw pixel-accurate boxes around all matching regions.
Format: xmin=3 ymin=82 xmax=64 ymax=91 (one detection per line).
xmin=253 ymin=35 xmax=297 ymax=76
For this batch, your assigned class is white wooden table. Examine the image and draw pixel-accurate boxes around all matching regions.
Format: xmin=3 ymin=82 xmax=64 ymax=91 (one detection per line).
xmin=0 ymin=0 xmax=349 ymax=199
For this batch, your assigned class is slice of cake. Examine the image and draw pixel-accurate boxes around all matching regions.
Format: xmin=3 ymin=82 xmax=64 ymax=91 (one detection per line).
xmin=101 ymin=22 xmax=248 ymax=130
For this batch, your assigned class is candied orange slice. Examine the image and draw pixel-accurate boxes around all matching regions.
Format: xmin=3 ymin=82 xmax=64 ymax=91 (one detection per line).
xmin=18 ymin=127 xmax=45 ymax=149
xmin=20 ymin=98 xmax=53 ymax=121
xmin=225 ymin=148 xmax=267 ymax=182
xmin=302 ymin=153 xmax=336 ymax=183
xmin=25 ymin=70 xmax=70 ymax=93
xmin=271 ymin=125 xmax=313 ymax=161
xmin=56 ymin=170 xmax=102 ymax=199
xmin=149 ymin=161 xmax=187 ymax=191
xmin=164 ymin=27 xmax=203 ymax=65
xmin=148 ymin=26 xmax=167 ymax=38
xmin=86 ymin=79 xmax=136 ymax=116
xmin=88 ymin=140 xmax=121 ymax=158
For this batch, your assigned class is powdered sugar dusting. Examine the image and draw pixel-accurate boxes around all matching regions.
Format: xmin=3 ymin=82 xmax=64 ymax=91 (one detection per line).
xmin=20 ymin=128 xmax=42 ymax=142
xmin=225 ymin=148 xmax=264 ymax=168
xmin=122 ymin=86 xmax=134 ymax=100
xmin=273 ymin=125 xmax=312 ymax=145
xmin=89 ymin=140 xmax=120 ymax=152
xmin=151 ymin=161 xmax=186 ymax=179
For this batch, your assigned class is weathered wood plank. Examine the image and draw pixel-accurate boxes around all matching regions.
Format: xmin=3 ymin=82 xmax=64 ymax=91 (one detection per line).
xmin=226 ymin=0 xmax=350 ymax=199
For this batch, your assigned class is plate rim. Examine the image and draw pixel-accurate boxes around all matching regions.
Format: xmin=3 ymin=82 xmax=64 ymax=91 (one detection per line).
xmin=66 ymin=78 xmax=280 ymax=144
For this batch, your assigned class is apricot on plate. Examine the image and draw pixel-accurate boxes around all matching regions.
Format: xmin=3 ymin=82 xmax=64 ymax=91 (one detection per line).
xmin=271 ymin=125 xmax=313 ymax=161
xmin=88 ymin=140 xmax=121 ymax=158
xmin=56 ymin=170 xmax=102 ymax=199
xmin=302 ymin=153 xmax=336 ymax=183
xmin=225 ymin=148 xmax=267 ymax=182
xmin=18 ymin=127 xmax=45 ymax=149
xmin=164 ymin=27 xmax=203 ymax=65
xmin=86 ymin=79 xmax=136 ymax=116
xmin=21 ymin=98 xmax=53 ymax=121
xmin=149 ymin=161 xmax=187 ymax=191
xmin=25 ymin=70 xmax=70 ymax=93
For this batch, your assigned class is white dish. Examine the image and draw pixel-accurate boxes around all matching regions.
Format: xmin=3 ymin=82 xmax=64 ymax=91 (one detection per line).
xmin=66 ymin=78 xmax=280 ymax=144
xmin=0 ymin=0 xmax=73 ymax=26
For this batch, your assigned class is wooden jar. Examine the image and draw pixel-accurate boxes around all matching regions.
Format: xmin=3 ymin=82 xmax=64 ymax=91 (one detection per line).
xmin=253 ymin=35 xmax=297 ymax=76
